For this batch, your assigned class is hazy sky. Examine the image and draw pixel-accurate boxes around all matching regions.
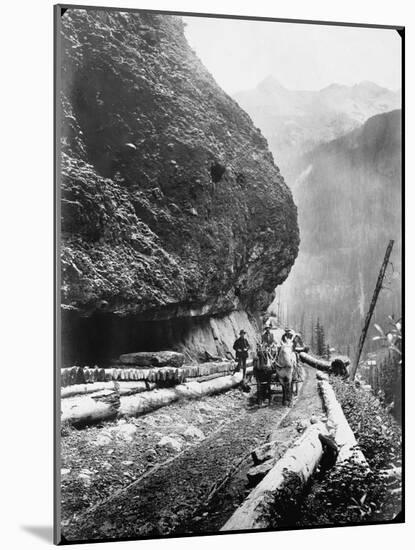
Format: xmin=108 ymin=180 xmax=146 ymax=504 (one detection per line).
xmin=183 ymin=17 xmax=401 ymax=95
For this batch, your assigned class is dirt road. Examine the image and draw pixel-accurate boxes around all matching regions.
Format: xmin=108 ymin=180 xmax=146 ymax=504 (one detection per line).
xmin=62 ymin=365 xmax=323 ymax=542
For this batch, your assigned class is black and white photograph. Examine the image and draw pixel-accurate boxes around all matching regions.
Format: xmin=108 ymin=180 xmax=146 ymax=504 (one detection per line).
xmin=54 ymin=4 xmax=403 ymax=544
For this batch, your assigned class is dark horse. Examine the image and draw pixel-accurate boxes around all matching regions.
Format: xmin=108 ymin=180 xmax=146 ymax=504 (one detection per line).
xmin=253 ymin=344 xmax=274 ymax=405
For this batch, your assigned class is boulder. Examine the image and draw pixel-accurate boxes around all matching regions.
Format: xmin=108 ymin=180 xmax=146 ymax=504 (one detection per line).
xmin=247 ymin=459 xmax=275 ymax=487
xmin=183 ymin=426 xmax=205 ymax=441
xmin=251 ymin=440 xmax=279 ymax=465
xmin=143 ymin=449 xmax=158 ymax=462
xmin=157 ymin=436 xmax=183 ymax=452
xmin=94 ymin=434 xmax=112 ymax=446
xmin=116 ymin=423 xmax=138 ymax=441
xmin=59 ymin=10 xmax=299 ymax=321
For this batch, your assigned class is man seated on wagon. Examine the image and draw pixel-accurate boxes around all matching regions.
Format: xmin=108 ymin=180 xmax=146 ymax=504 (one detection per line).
xmin=262 ymin=324 xmax=275 ymax=346
xmin=281 ymin=328 xmax=305 ymax=388
xmin=262 ymin=324 xmax=279 ymax=361
xmin=281 ymin=328 xmax=304 ymax=349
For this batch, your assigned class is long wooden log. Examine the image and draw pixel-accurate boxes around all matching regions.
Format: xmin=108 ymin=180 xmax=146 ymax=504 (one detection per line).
xmin=118 ymin=350 xmax=185 ymax=368
xmin=61 ymin=381 xmax=156 ymax=399
xmin=316 ymin=373 xmax=368 ymax=466
xmin=62 ymin=368 xmax=253 ymax=425
xmin=184 ymin=371 xmax=233 ymax=383
xmin=221 ymin=422 xmax=328 ymax=531
xmin=299 ymin=353 xmax=350 ymax=376
xmin=119 ymin=370 xmax=250 ymax=418
xmin=61 ymin=390 xmax=120 ymax=426
xmin=299 ymin=352 xmax=331 ymax=371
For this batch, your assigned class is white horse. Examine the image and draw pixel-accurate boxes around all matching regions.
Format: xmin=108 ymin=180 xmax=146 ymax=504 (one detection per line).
xmin=276 ymin=343 xmax=296 ymax=406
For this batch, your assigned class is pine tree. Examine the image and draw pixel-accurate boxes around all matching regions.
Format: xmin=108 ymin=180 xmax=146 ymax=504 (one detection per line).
xmin=314 ymin=318 xmax=320 ymax=354
xmin=299 ymin=311 xmax=306 ymax=342
xmin=315 ymin=318 xmax=326 ymax=356
xmin=310 ymin=316 xmax=315 ymax=352
xmin=319 ymin=324 xmax=326 ymax=356
xmin=325 ymin=343 xmax=331 ymax=360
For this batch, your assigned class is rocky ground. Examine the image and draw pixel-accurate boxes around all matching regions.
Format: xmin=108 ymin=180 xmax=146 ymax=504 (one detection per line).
xmin=61 ymin=365 xmax=323 ymax=542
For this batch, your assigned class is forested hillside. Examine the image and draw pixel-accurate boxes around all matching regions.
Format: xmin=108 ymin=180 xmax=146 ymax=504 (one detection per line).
xmin=274 ymin=110 xmax=402 ymax=350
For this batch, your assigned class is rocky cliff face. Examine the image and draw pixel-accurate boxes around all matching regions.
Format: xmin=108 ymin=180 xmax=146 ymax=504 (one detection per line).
xmin=59 ymin=9 xmax=299 ymax=363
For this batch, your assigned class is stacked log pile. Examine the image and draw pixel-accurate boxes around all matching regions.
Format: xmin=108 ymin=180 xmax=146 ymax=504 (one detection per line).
xmin=61 ymin=361 xmax=235 ymax=387
xmin=60 ymin=349 xmax=257 ymax=426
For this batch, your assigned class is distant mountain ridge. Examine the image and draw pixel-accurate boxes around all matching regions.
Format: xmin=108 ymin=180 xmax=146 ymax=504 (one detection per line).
xmin=234 ymin=77 xmax=401 ymax=181
xmin=272 ymin=109 xmax=402 ymax=350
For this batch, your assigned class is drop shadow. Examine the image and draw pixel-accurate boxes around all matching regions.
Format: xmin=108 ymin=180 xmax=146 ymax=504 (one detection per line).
xmin=21 ymin=525 xmax=53 ymax=543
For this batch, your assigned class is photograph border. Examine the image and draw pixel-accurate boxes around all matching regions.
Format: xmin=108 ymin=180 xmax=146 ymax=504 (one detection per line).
xmin=53 ymin=3 xmax=405 ymax=544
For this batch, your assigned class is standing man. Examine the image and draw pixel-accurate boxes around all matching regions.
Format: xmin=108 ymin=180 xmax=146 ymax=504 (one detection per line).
xmin=262 ymin=325 xmax=275 ymax=347
xmin=233 ymin=329 xmax=250 ymax=381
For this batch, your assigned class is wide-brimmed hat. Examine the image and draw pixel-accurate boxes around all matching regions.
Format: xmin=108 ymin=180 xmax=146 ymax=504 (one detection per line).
xmin=284 ymin=327 xmax=291 ymax=332
xmin=239 ymin=329 xmax=246 ymax=335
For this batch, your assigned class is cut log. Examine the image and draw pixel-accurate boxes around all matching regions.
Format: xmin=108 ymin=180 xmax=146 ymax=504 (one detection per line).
xmin=61 ymin=367 xmax=252 ymax=426
xmin=61 ymin=381 xmax=155 ymax=399
xmin=184 ymin=371 xmax=232 ymax=383
xmin=317 ymin=374 xmax=368 ymax=466
xmin=118 ymin=351 xmax=185 ymax=368
xmin=221 ymin=422 xmax=328 ymax=531
xmin=119 ymin=370 xmax=251 ymax=418
xmin=299 ymin=353 xmax=350 ymax=376
xmin=61 ymin=390 xmax=120 ymax=426
xmin=330 ymin=356 xmax=350 ymax=377
xmin=299 ymin=352 xmax=331 ymax=371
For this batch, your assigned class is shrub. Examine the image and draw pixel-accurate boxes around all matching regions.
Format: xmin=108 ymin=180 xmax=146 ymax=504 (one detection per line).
xmin=61 ymin=419 xmax=75 ymax=437
xmin=300 ymin=459 xmax=388 ymax=526
xmin=331 ymin=377 xmax=401 ymax=470
xmin=268 ymin=376 xmax=402 ymax=527
xmin=267 ymin=472 xmax=304 ymax=528
xmin=299 ymin=377 xmax=402 ymax=525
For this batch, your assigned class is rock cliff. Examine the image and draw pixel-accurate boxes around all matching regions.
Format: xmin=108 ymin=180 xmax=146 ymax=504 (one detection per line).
xmin=59 ymin=8 xmax=299 ymax=329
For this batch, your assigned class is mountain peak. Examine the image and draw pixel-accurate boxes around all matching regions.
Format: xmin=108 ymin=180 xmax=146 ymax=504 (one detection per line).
xmin=354 ymin=80 xmax=385 ymax=91
xmin=258 ymin=75 xmax=286 ymax=91
xmin=321 ymin=82 xmax=347 ymax=91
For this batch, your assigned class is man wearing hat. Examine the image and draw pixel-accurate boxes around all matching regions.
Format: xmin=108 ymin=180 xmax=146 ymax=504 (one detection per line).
xmin=233 ymin=329 xmax=250 ymax=380
xmin=262 ymin=324 xmax=275 ymax=347
xmin=281 ymin=327 xmax=305 ymax=354
xmin=281 ymin=328 xmax=305 ymax=392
